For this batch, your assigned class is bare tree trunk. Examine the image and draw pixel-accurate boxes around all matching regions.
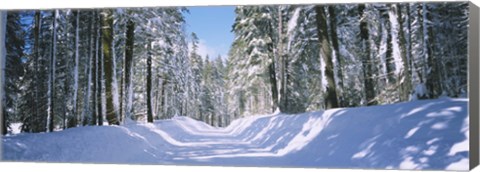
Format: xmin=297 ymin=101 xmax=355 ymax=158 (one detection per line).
xmin=0 ymin=11 xmax=7 ymax=135
xmin=160 ymin=78 xmax=167 ymax=119
xmin=96 ymin=11 xmax=103 ymax=126
xmin=358 ymin=4 xmax=376 ymax=106
xmin=70 ymin=10 xmax=80 ymax=128
xmin=423 ymin=3 xmax=440 ymax=98
xmin=267 ymin=23 xmax=279 ymax=113
xmin=48 ymin=10 xmax=58 ymax=132
xmin=277 ymin=6 xmax=287 ymax=113
xmin=146 ymin=43 xmax=153 ymax=123
xmin=91 ymin=11 xmax=98 ymax=126
xmin=90 ymin=11 xmax=100 ymax=125
xmin=102 ymin=9 xmax=118 ymax=125
xmin=393 ymin=4 xmax=412 ymax=101
xmin=32 ymin=11 xmax=41 ymax=129
xmin=124 ymin=19 xmax=135 ymax=121
xmin=82 ymin=10 xmax=93 ymax=126
xmin=316 ymin=5 xmax=338 ymax=109
xmin=328 ymin=6 xmax=344 ymax=107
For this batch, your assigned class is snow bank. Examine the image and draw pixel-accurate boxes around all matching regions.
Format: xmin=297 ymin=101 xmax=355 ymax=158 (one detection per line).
xmin=1 ymin=98 xmax=469 ymax=170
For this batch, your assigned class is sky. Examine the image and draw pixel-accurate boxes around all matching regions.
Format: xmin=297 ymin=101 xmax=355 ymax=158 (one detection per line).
xmin=184 ymin=6 xmax=236 ymax=60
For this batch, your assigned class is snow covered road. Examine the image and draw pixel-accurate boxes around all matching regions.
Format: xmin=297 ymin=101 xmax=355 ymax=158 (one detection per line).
xmin=1 ymin=98 xmax=469 ymax=170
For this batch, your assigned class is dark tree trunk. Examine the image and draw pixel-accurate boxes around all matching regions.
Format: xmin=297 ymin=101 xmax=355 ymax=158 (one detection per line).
xmin=328 ymin=6 xmax=344 ymax=107
xmin=48 ymin=10 xmax=57 ymax=132
xmin=91 ymin=11 xmax=98 ymax=126
xmin=266 ymin=18 xmax=279 ymax=113
xmin=124 ymin=19 xmax=134 ymax=120
xmin=268 ymin=61 xmax=279 ymax=113
xmin=394 ymin=4 xmax=412 ymax=101
xmin=96 ymin=11 xmax=103 ymax=126
xmin=69 ymin=10 xmax=80 ymax=128
xmin=82 ymin=10 xmax=93 ymax=126
xmin=316 ymin=5 xmax=338 ymax=109
xmin=358 ymin=4 xmax=376 ymax=106
xmin=146 ymin=43 xmax=153 ymax=123
xmin=32 ymin=11 xmax=41 ymax=129
xmin=0 ymin=12 xmax=5 ymax=135
xmin=102 ymin=10 xmax=118 ymax=125
xmin=423 ymin=4 xmax=440 ymax=98
xmin=90 ymin=10 xmax=100 ymax=125
xmin=160 ymin=77 xmax=167 ymax=119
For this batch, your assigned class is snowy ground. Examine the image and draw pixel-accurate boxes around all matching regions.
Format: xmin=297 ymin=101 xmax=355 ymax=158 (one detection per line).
xmin=1 ymin=98 xmax=469 ymax=170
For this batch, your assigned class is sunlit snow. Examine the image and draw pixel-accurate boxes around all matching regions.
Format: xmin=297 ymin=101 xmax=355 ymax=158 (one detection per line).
xmin=2 ymin=98 xmax=469 ymax=170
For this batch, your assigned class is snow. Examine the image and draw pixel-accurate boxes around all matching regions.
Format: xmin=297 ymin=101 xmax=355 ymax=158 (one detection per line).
xmin=286 ymin=8 xmax=301 ymax=51
xmin=1 ymin=98 xmax=469 ymax=170
xmin=9 ymin=123 xmax=23 ymax=135
xmin=388 ymin=6 xmax=403 ymax=77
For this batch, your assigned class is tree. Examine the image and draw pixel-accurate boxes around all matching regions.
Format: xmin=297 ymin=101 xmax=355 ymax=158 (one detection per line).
xmin=123 ymin=18 xmax=135 ymax=122
xmin=229 ymin=6 xmax=279 ymax=115
xmin=358 ymin=4 xmax=376 ymax=106
xmin=90 ymin=11 xmax=102 ymax=125
xmin=101 ymin=9 xmax=119 ymax=125
xmin=328 ymin=6 xmax=345 ymax=107
xmin=146 ymin=42 xmax=153 ymax=123
xmin=392 ymin=4 xmax=412 ymax=101
xmin=48 ymin=10 xmax=58 ymax=132
xmin=315 ymin=5 xmax=338 ymax=109
xmin=0 ymin=11 xmax=7 ymax=135
xmin=82 ymin=10 xmax=93 ymax=126
xmin=71 ymin=10 xmax=80 ymax=127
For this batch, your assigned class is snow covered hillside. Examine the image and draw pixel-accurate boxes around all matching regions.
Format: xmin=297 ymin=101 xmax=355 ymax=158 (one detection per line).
xmin=1 ymin=98 xmax=469 ymax=170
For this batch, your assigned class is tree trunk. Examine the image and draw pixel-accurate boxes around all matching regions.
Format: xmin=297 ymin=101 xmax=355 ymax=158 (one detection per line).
xmin=72 ymin=10 xmax=80 ymax=127
xmin=316 ymin=5 xmax=338 ymax=109
xmin=358 ymin=4 xmax=376 ymax=106
xmin=267 ymin=25 xmax=279 ymax=113
xmin=380 ymin=6 xmax=395 ymax=85
xmin=423 ymin=3 xmax=440 ymax=98
xmin=277 ymin=6 xmax=288 ymax=113
xmin=96 ymin=11 xmax=103 ymax=126
xmin=48 ymin=10 xmax=58 ymax=132
xmin=91 ymin=11 xmax=98 ymax=126
xmin=146 ymin=43 xmax=154 ymax=123
xmin=124 ymin=19 xmax=135 ymax=121
xmin=328 ymin=6 xmax=344 ymax=107
xmin=0 ymin=11 xmax=7 ymax=135
xmin=268 ymin=55 xmax=279 ymax=113
xmin=32 ymin=11 xmax=41 ymax=129
xmin=83 ymin=10 xmax=93 ymax=126
xmin=102 ymin=9 xmax=118 ymax=125
xmin=393 ymin=4 xmax=412 ymax=101
xmin=160 ymin=77 xmax=167 ymax=119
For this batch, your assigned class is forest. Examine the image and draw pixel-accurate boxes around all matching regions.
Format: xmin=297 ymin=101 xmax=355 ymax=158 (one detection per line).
xmin=0 ymin=2 xmax=469 ymax=135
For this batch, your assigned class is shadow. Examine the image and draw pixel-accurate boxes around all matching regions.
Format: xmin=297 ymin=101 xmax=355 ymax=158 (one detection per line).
xmin=1 ymin=98 xmax=469 ymax=170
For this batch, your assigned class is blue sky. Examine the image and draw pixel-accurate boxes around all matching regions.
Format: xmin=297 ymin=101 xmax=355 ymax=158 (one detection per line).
xmin=184 ymin=6 xmax=236 ymax=59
